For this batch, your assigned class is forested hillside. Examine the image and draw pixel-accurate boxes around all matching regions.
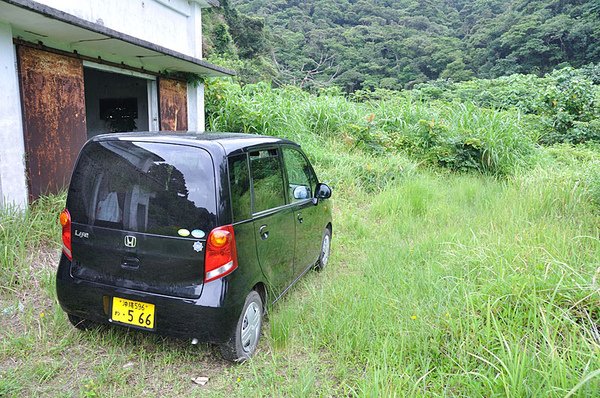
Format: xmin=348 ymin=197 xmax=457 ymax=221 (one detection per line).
xmin=203 ymin=0 xmax=600 ymax=91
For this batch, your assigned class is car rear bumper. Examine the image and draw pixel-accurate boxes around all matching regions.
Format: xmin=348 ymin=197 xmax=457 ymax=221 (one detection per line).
xmin=56 ymin=254 xmax=241 ymax=343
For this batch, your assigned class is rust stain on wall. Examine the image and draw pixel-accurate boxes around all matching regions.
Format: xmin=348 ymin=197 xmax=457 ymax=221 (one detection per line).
xmin=158 ymin=77 xmax=188 ymax=131
xmin=18 ymin=46 xmax=87 ymax=200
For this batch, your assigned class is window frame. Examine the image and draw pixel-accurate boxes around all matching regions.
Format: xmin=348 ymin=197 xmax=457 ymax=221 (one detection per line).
xmin=280 ymin=145 xmax=319 ymax=205
xmin=227 ymin=144 xmax=320 ymax=221
xmin=247 ymin=146 xmax=289 ymax=215
xmin=227 ymin=152 xmax=253 ymax=223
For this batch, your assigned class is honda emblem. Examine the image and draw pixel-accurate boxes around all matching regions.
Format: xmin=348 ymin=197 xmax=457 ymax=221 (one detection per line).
xmin=124 ymin=235 xmax=137 ymax=248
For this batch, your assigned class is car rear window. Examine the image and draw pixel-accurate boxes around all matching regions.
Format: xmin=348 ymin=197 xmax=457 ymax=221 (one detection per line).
xmin=68 ymin=140 xmax=216 ymax=236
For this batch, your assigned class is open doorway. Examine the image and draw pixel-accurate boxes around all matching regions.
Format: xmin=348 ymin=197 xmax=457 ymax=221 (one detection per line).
xmin=83 ymin=66 xmax=158 ymax=138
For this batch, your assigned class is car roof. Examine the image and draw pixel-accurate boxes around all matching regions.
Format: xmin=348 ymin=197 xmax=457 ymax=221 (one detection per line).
xmin=90 ymin=131 xmax=300 ymax=156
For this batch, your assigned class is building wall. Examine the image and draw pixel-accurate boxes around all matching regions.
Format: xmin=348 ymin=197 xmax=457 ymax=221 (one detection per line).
xmin=0 ymin=22 xmax=28 ymax=208
xmin=187 ymin=82 xmax=205 ymax=132
xmin=34 ymin=0 xmax=204 ymax=58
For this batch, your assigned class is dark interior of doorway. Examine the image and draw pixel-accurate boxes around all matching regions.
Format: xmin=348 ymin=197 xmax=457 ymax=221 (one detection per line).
xmin=83 ymin=68 xmax=149 ymax=138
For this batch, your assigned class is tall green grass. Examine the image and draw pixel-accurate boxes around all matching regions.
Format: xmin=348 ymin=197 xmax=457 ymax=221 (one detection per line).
xmin=1 ymin=148 xmax=598 ymax=396
xmin=206 ymin=80 xmax=538 ymax=176
xmin=0 ymin=194 xmax=64 ymax=288
xmin=249 ymin=148 xmax=600 ymax=396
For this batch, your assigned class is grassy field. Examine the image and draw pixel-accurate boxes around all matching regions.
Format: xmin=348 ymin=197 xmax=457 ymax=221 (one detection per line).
xmin=1 ymin=139 xmax=599 ymax=396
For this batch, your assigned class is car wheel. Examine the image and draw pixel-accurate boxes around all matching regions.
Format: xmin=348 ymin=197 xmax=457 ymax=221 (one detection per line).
xmin=220 ymin=290 xmax=263 ymax=362
xmin=67 ymin=313 xmax=97 ymax=331
xmin=315 ymin=228 xmax=332 ymax=271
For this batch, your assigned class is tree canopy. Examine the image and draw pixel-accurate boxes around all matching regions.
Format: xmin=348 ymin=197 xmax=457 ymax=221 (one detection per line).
xmin=203 ymin=0 xmax=600 ymax=91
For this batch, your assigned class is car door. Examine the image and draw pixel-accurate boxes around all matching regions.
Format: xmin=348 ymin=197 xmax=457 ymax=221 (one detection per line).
xmin=249 ymin=148 xmax=295 ymax=300
xmin=281 ymin=146 xmax=324 ymax=278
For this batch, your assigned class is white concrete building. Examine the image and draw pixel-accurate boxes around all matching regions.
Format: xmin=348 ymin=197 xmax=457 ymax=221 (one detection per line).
xmin=0 ymin=0 xmax=233 ymax=207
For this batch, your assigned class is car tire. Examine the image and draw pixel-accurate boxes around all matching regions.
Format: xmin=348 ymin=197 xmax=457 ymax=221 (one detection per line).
xmin=220 ymin=290 xmax=263 ymax=362
xmin=67 ymin=313 xmax=97 ymax=331
xmin=314 ymin=228 xmax=332 ymax=271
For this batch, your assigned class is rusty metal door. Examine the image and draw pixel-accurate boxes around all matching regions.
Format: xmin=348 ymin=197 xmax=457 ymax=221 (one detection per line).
xmin=158 ymin=77 xmax=188 ymax=131
xmin=17 ymin=46 xmax=87 ymax=201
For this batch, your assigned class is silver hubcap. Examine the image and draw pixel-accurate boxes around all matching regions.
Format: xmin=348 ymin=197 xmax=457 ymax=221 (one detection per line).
xmin=321 ymin=234 xmax=330 ymax=267
xmin=241 ymin=302 xmax=261 ymax=353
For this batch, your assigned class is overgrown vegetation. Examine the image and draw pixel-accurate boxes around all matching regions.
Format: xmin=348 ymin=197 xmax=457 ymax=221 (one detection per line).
xmin=2 ymin=66 xmax=600 ymax=395
xmin=202 ymin=0 xmax=276 ymax=84
xmin=206 ymin=65 xmax=600 ymax=175
xmin=0 ymin=195 xmax=64 ymax=288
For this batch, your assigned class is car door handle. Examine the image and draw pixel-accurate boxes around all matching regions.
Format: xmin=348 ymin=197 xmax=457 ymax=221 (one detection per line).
xmin=259 ymin=224 xmax=269 ymax=240
xmin=297 ymin=212 xmax=303 ymax=223
xmin=121 ymin=257 xmax=140 ymax=271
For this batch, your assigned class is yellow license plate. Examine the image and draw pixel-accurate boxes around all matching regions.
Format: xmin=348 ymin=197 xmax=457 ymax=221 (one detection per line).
xmin=111 ymin=297 xmax=155 ymax=329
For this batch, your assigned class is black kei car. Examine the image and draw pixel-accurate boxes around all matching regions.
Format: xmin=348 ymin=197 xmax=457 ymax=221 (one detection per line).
xmin=56 ymin=132 xmax=332 ymax=361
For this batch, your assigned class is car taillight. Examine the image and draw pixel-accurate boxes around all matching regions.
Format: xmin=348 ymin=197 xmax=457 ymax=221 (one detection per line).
xmin=204 ymin=225 xmax=238 ymax=283
xmin=59 ymin=209 xmax=72 ymax=260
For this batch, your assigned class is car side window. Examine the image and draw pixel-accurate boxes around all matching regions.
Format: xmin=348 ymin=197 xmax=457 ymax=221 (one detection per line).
xmin=249 ymin=149 xmax=286 ymax=213
xmin=282 ymin=147 xmax=317 ymax=202
xmin=228 ymin=154 xmax=251 ymax=222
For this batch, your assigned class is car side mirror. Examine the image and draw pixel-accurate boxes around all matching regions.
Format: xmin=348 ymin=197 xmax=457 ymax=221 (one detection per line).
xmin=293 ymin=185 xmax=311 ymax=200
xmin=315 ymin=183 xmax=332 ymax=200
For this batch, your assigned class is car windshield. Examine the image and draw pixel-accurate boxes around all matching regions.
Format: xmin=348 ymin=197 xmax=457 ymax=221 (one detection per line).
xmin=67 ymin=140 xmax=216 ymax=236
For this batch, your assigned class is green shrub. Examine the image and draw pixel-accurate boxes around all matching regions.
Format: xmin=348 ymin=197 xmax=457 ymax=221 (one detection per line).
xmin=412 ymin=66 xmax=600 ymax=146
xmin=539 ymin=68 xmax=599 ymax=144
xmin=412 ymin=73 xmax=550 ymax=113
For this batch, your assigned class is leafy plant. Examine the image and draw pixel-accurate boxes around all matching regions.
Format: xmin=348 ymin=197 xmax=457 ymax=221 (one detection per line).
xmin=539 ymin=68 xmax=599 ymax=144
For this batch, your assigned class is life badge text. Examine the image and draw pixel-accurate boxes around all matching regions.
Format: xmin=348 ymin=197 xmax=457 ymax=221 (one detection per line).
xmin=74 ymin=230 xmax=89 ymax=239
